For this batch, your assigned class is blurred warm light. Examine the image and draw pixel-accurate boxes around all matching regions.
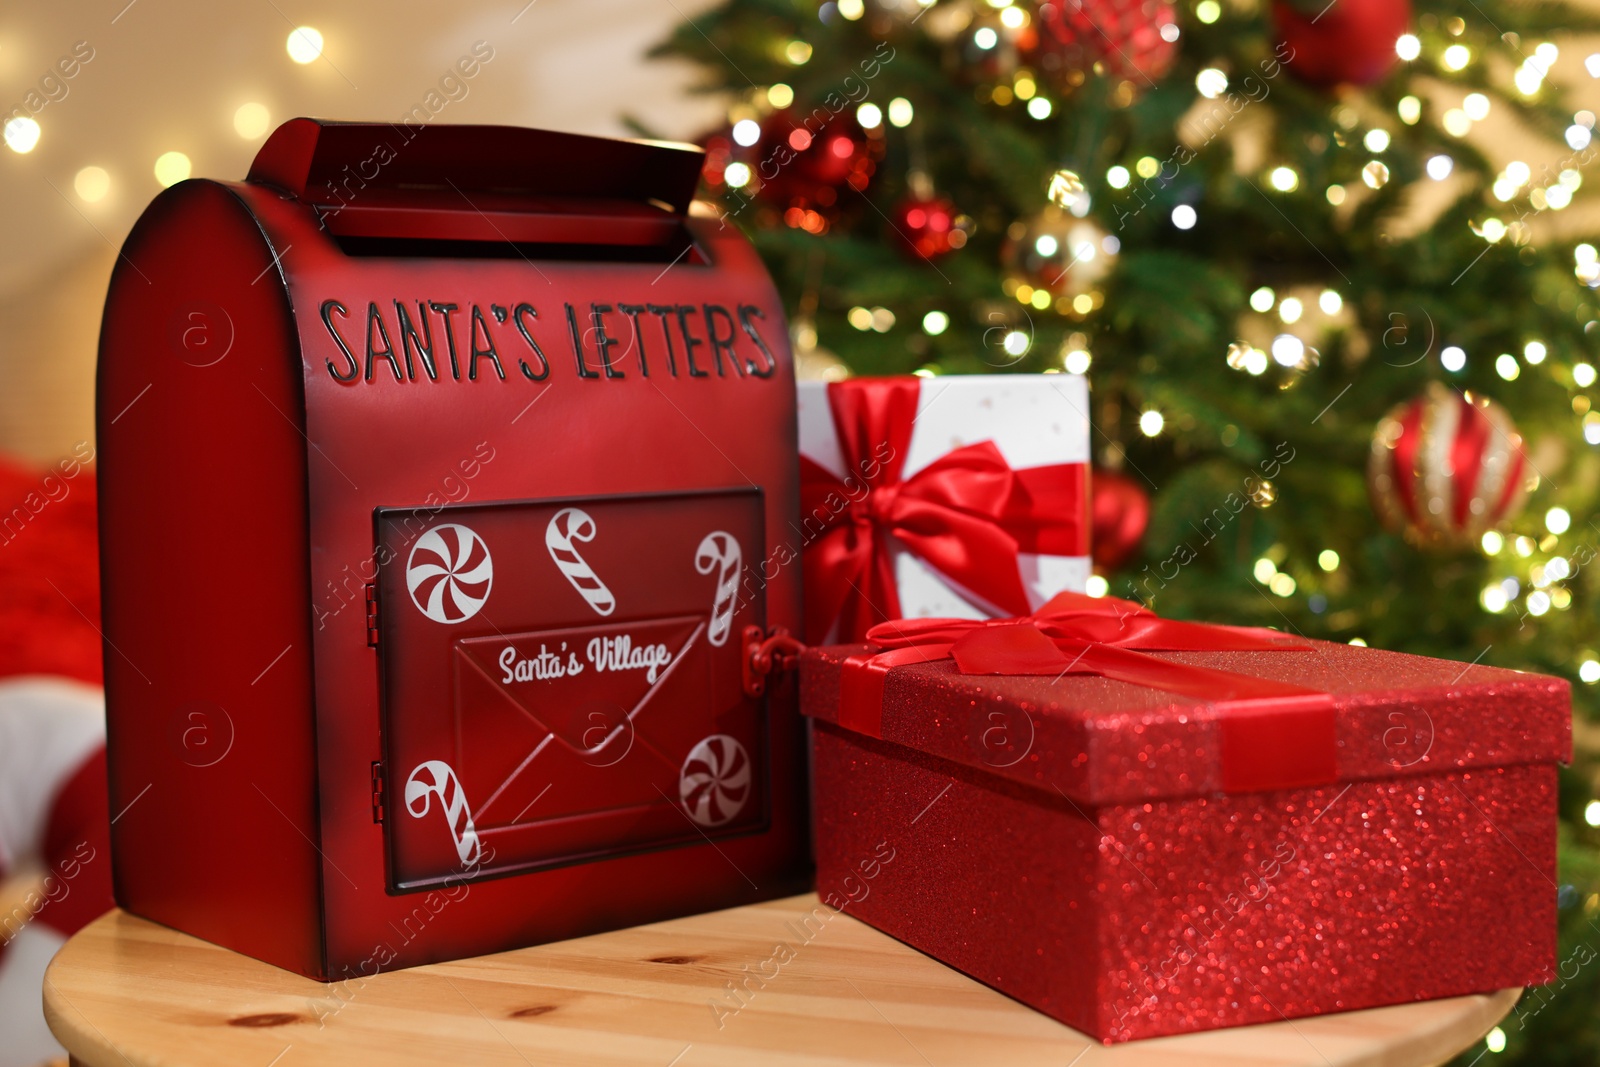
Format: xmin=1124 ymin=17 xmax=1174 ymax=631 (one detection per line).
xmin=74 ymin=166 xmax=111 ymax=202
xmin=1271 ymin=334 xmax=1304 ymax=366
xmin=732 ymin=118 xmax=761 ymax=145
xmin=233 ymin=102 xmax=271 ymax=139
xmin=4 ymin=116 xmax=41 ymax=154
xmin=286 ymin=26 xmax=324 ymax=64
xmin=154 ymin=151 xmax=192 ymax=187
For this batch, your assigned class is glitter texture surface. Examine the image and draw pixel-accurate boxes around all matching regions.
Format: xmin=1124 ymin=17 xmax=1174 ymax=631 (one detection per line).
xmin=803 ymin=640 xmax=1566 ymax=1042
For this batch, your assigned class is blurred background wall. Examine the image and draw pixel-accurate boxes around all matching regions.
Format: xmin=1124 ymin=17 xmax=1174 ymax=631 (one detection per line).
xmin=0 ymin=0 xmax=720 ymax=463
xmin=1 ymin=0 xmax=1597 ymax=465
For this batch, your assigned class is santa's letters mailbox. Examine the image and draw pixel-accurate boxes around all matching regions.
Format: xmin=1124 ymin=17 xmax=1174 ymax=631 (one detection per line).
xmin=96 ymin=119 xmax=807 ymax=979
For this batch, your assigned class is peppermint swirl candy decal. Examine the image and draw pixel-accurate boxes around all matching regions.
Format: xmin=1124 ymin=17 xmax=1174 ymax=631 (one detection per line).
xmin=678 ymin=734 xmax=752 ymax=827
xmin=407 ymin=523 xmax=493 ymax=624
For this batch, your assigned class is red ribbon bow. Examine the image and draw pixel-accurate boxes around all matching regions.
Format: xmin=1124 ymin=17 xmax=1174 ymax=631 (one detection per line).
xmin=841 ymin=591 xmax=1341 ymax=794
xmin=800 ymin=378 xmax=1088 ymax=644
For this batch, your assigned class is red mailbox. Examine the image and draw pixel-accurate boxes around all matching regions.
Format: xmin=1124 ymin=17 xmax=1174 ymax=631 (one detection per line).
xmin=96 ymin=119 xmax=807 ymax=979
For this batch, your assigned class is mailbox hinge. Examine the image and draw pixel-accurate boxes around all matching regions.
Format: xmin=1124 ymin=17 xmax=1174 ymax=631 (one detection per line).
xmin=371 ymin=761 xmax=386 ymax=824
xmin=365 ymin=583 xmax=380 ymax=648
xmin=742 ymin=625 xmax=806 ymax=698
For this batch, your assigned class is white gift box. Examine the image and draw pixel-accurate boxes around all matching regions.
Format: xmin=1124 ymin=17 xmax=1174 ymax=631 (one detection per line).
xmin=797 ymin=373 xmax=1091 ymax=639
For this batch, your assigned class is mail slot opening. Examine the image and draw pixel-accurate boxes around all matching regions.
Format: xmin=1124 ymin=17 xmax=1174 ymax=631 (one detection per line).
xmin=252 ymin=118 xmax=709 ymax=258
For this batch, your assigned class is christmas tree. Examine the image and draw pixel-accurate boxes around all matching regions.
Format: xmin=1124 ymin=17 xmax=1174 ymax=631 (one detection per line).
xmin=655 ymin=0 xmax=1600 ymax=1060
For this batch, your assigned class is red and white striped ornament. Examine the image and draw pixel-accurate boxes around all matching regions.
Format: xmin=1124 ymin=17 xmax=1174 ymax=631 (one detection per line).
xmin=1368 ymin=383 xmax=1532 ymax=548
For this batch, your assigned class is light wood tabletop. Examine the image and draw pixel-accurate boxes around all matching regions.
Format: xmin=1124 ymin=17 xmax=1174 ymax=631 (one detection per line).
xmin=44 ymin=897 xmax=1518 ymax=1067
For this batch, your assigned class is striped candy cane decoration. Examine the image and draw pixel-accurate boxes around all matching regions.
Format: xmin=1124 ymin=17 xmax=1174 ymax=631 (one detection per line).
xmin=694 ymin=532 xmax=742 ymax=648
xmin=546 ymin=507 xmax=615 ymax=616
xmin=404 ymin=760 xmax=482 ymax=868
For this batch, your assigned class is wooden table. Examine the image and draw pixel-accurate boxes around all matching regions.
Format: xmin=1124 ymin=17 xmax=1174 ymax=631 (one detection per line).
xmin=45 ymin=897 xmax=1518 ymax=1067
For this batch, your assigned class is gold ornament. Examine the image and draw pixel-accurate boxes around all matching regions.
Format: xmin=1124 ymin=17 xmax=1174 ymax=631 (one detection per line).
xmin=1046 ymin=169 xmax=1088 ymax=214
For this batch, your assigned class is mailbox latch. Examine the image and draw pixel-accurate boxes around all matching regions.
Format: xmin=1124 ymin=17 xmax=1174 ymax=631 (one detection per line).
xmin=742 ymin=626 xmax=805 ymax=698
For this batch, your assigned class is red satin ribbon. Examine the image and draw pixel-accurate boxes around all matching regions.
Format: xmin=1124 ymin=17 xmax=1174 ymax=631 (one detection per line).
xmin=839 ymin=590 xmax=1340 ymax=794
xmin=800 ymin=377 xmax=1089 ymax=644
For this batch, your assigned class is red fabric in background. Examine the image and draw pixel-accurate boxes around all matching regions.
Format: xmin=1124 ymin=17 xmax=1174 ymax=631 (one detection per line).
xmin=0 ymin=455 xmax=112 ymax=940
xmin=0 ymin=457 xmax=103 ymax=687
xmin=36 ymin=747 xmax=112 ymax=937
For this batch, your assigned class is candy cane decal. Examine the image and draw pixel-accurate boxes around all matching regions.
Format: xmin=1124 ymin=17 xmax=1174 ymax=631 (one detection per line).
xmin=546 ymin=507 xmax=615 ymax=616
xmin=406 ymin=523 xmax=492 ymax=624
xmin=678 ymin=734 xmax=751 ymax=827
xmin=404 ymin=760 xmax=482 ymax=868
xmin=694 ymin=532 xmax=742 ymax=648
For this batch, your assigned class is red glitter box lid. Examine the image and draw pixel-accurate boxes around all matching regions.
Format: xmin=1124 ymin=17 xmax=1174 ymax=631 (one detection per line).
xmin=799 ymin=641 xmax=1572 ymax=804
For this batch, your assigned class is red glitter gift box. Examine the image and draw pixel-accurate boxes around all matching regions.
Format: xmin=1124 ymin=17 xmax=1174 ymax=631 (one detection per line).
xmin=800 ymin=593 xmax=1570 ymax=1043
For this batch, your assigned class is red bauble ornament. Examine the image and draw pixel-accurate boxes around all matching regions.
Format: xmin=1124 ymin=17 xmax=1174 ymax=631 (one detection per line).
xmin=1368 ymin=383 xmax=1531 ymax=549
xmin=753 ymin=109 xmax=882 ymax=218
xmin=1090 ymin=467 xmax=1150 ymax=570
xmin=1021 ymin=0 xmax=1180 ymax=90
xmin=893 ymin=193 xmax=960 ymax=260
xmin=1273 ymin=0 xmax=1412 ymax=88
xmin=698 ymin=132 xmax=736 ymax=188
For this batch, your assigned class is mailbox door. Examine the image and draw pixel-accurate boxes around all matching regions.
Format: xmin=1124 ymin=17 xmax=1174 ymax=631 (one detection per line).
xmin=375 ymin=490 xmax=766 ymax=891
